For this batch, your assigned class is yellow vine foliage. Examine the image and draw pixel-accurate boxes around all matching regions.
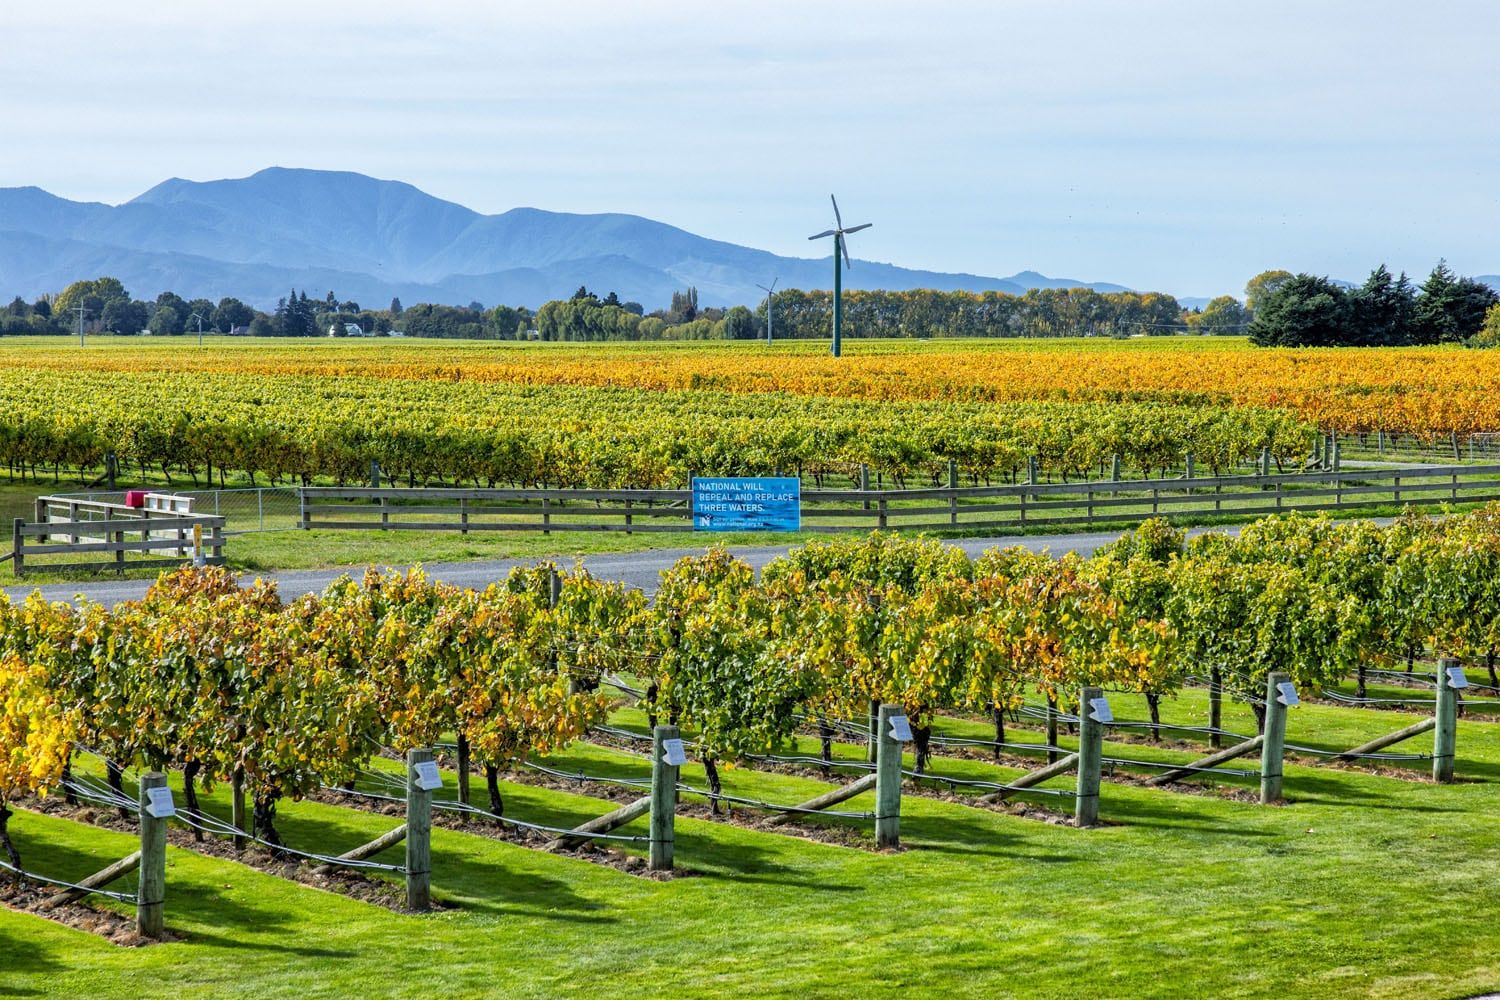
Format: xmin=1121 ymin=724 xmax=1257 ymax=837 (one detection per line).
xmin=0 ymin=654 xmax=76 ymax=805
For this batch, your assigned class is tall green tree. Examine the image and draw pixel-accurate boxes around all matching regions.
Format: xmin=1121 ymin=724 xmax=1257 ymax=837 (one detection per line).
xmin=1414 ymin=260 xmax=1499 ymax=343
xmin=1247 ymin=274 xmax=1352 ymax=347
xmin=1349 ymin=264 xmax=1416 ymax=346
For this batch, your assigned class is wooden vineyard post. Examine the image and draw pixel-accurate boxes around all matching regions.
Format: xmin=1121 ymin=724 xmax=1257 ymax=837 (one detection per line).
xmin=406 ymin=748 xmax=433 ymax=911
xmin=549 ymin=567 xmax=562 ymax=608
xmin=137 ymin=772 xmax=168 ymax=938
xmin=1260 ymin=672 xmax=1289 ymax=804
xmin=1045 ymin=696 xmax=1060 ymax=764
xmin=650 ymin=725 xmax=680 ymax=871
xmin=1075 ymin=687 xmax=1103 ymax=828
xmin=1208 ymin=666 xmax=1223 ymax=750
xmin=867 ymin=699 xmax=879 ymax=764
xmin=231 ymin=767 xmax=246 ymax=850
xmin=875 ymin=704 xmax=903 ymax=849
xmin=1434 ymin=657 xmax=1458 ymax=783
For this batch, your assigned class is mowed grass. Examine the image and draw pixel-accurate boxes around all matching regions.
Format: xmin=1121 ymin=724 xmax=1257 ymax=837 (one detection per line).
xmin=4 ymin=687 xmax=1499 ymax=999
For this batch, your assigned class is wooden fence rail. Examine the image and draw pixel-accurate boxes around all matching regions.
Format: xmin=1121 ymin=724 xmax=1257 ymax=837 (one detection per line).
xmin=12 ymin=500 xmax=226 ymax=577
xmin=296 ymin=464 xmax=1500 ymax=536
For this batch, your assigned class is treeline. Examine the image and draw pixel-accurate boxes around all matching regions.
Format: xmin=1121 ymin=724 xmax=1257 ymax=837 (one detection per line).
xmin=10 ymin=263 xmax=1498 ymax=345
xmin=537 ymin=287 xmax=1189 ymax=341
xmin=0 ymin=279 xmax=538 ymax=341
xmin=1247 ymin=263 xmax=1500 ymax=348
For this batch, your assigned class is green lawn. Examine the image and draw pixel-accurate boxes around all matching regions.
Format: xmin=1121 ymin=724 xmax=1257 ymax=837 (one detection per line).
xmin=4 ymin=688 xmax=1498 ymax=999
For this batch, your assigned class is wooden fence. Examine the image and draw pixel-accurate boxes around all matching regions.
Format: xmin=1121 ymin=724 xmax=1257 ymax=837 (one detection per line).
xmin=297 ymin=463 xmax=1500 ymax=536
xmin=9 ymin=497 xmax=226 ymax=577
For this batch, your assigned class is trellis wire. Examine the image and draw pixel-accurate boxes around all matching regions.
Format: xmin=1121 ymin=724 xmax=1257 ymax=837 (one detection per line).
xmin=333 ymin=779 xmax=652 ymax=844
xmin=0 ymin=857 xmax=139 ymax=904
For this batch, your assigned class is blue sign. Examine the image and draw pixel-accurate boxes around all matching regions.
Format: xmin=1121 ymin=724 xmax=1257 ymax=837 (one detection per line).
xmin=692 ymin=477 xmax=801 ymax=532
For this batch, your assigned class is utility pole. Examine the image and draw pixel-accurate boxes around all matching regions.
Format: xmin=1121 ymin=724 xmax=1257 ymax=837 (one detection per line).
xmin=75 ymin=304 xmax=87 ymax=347
xmin=190 ymin=312 xmax=205 ymax=346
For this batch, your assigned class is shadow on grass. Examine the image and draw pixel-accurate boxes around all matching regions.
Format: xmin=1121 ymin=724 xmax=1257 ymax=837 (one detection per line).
xmin=0 ymin=923 xmax=71 ymax=996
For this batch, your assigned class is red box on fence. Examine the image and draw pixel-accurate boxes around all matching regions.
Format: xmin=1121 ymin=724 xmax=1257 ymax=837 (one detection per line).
xmin=124 ymin=490 xmax=149 ymax=508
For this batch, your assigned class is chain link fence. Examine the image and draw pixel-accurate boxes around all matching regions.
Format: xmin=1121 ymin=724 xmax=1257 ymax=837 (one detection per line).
xmin=49 ymin=487 xmax=301 ymax=535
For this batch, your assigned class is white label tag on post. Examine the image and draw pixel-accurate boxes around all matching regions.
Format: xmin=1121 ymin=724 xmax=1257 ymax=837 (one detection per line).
xmin=413 ymin=760 xmax=444 ymax=791
xmin=888 ymin=715 xmax=913 ymax=742
xmin=145 ymin=786 xmax=176 ymax=819
xmin=662 ymin=738 xmax=688 ymax=766
xmin=1088 ymin=697 xmax=1113 ymax=724
xmin=1277 ymin=681 xmax=1300 ymax=707
xmin=1446 ymin=666 xmax=1470 ymax=690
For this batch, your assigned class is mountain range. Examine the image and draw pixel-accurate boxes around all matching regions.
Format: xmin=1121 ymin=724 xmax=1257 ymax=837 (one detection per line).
xmin=0 ymin=168 xmax=1137 ymax=311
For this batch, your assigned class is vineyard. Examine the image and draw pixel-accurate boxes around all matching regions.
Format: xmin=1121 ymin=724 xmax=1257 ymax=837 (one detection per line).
xmin=3 ymin=336 xmax=1500 ymax=494
xmin=3 ymin=517 xmax=1498 ymax=864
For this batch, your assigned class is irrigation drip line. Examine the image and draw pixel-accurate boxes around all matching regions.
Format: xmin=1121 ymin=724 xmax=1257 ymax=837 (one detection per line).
xmin=0 ymin=858 xmax=138 ymax=904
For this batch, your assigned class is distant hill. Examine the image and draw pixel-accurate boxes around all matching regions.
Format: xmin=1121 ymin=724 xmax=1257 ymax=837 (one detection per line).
xmin=0 ymin=167 xmax=1135 ymax=310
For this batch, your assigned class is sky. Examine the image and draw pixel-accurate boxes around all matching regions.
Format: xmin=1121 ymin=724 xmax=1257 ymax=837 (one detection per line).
xmin=2 ymin=0 xmax=1498 ymax=298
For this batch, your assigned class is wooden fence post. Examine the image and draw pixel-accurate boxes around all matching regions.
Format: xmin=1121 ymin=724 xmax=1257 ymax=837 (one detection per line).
xmin=406 ymin=748 xmax=433 ymax=911
xmin=1075 ymin=686 xmax=1103 ymax=827
xmin=947 ymin=459 xmax=958 ymax=526
xmin=137 ymin=772 xmax=168 ymax=938
xmin=650 ymin=725 xmax=679 ymax=871
xmin=110 ymin=508 xmax=124 ymax=575
xmin=875 ymin=704 xmax=903 ymax=849
xmin=10 ymin=518 xmax=21 ymax=576
xmin=1110 ymin=453 xmax=1120 ymax=482
xmin=299 ymin=489 xmax=310 ymax=530
xmin=1260 ymin=672 xmax=1289 ymax=804
xmin=1184 ymin=452 xmax=1195 ymax=481
xmin=1434 ymin=657 xmax=1458 ymax=783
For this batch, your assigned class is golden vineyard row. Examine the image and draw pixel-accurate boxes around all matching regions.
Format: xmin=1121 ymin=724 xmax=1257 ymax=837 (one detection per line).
xmin=2 ymin=336 xmax=1497 ymax=436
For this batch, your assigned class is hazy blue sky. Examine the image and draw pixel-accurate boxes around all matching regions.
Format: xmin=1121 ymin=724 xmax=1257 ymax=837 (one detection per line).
xmin=3 ymin=1 xmax=1497 ymax=297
